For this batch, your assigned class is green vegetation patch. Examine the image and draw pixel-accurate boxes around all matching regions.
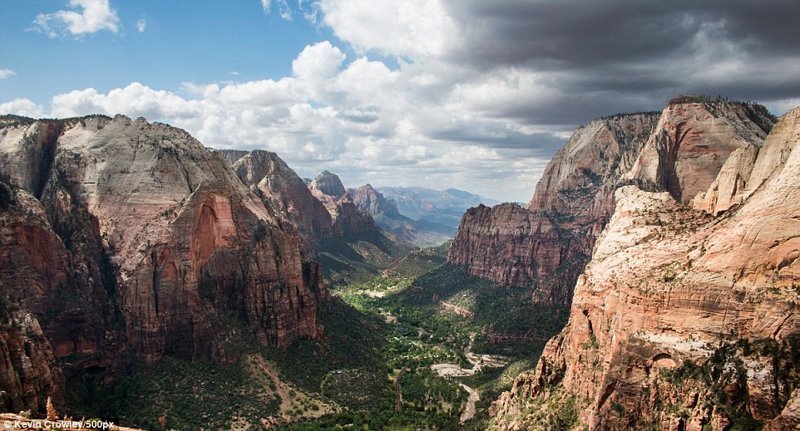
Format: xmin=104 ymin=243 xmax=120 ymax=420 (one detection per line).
xmin=66 ymin=355 xmax=280 ymax=431
xmin=318 ymin=230 xmax=413 ymax=284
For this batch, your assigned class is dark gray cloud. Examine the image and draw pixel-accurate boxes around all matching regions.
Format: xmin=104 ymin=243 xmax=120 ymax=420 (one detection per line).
xmin=10 ymin=0 xmax=799 ymax=202
xmin=445 ymin=0 xmax=800 ymax=67
xmin=430 ymin=127 xmax=564 ymax=155
xmin=442 ymin=0 xmax=800 ymax=124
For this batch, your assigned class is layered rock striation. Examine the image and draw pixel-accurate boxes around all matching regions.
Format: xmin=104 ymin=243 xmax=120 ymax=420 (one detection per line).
xmin=0 ymin=115 xmax=328 ymax=413
xmin=449 ymin=112 xmax=661 ymax=304
xmin=490 ymin=104 xmax=799 ymax=430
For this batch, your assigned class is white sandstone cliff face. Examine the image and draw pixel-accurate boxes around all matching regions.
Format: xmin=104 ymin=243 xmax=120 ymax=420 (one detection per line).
xmin=490 ymin=104 xmax=798 ymax=431
xmin=694 ymin=107 xmax=800 ymax=216
xmin=627 ymin=98 xmax=773 ymax=204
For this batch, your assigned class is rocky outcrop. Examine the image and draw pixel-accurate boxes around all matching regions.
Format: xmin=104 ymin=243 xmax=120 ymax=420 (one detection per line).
xmin=329 ymin=195 xmax=377 ymax=236
xmin=449 ymin=112 xmax=660 ymax=303
xmin=450 ymin=98 xmax=777 ymax=306
xmin=227 ymin=150 xmax=335 ymax=241
xmin=448 ymin=203 xmax=580 ymax=304
xmin=349 ymin=184 xmax=400 ymax=217
xmin=629 ymin=96 xmax=774 ymax=204
xmin=0 ymin=311 xmax=62 ymax=414
xmin=0 ymin=115 xmax=328 ymax=414
xmin=224 ymin=151 xmax=380 ymax=241
xmin=309 ymin=170 xmax=346 ymax=199
xmin=308 ymin=171 xmax=376 ymax=237
xmin=0 ymin=144 xmax=115 ymax=414
xmin=490 ymin=106 xmax=800 ymax=430
xmin=691 ymin=145 xmax=759 ymax=215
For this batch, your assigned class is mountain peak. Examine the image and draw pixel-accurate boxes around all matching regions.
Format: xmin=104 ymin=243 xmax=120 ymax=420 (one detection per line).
xmin=350 ymin=184 xmax=399 ymax=217
xmin=628 ymin=96 xmax=775 ymax=202
xmin=310 ymin=170 xmax=346 ymax=197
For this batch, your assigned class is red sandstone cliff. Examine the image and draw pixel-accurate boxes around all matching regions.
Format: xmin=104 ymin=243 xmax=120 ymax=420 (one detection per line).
xmin=225 ymin=152 xmax=378 ymax=242
xmin=450 ymin=99 xmax=776 ymax=307
xmin=490 ymin=104 xmax=799 ymax=430
xmin=0 ymin=115 xmax=328 ymax=413
xmin=448 ymin=112 xmax=661 ymax=303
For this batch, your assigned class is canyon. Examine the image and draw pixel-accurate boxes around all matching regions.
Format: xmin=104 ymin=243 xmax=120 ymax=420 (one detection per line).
xmin=485 ymin=98 xmax=799 ymax=429
xmin=0 ymin=95 xmax=797 ymax=431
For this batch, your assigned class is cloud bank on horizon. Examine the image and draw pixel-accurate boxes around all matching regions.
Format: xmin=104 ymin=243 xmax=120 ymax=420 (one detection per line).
xmin=2 ymin=0 xmax=800 ymax=202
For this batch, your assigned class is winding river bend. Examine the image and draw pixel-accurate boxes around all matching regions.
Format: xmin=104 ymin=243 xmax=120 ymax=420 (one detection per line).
xmin=430 ymin=335 xmax=508 ymax=423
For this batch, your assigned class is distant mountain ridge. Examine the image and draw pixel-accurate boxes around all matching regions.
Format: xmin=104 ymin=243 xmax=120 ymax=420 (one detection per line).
xmin=345 ymin=184 xmax=448 ymax=247
xmin=377 ymin=186 xmax=499 ymax=234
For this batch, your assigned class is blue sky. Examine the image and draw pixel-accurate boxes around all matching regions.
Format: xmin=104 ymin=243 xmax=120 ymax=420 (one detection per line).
xmin=0 ymin=0 xmax=337 ymax=104
xmin=1 ymin=1 xmax=799 ymax=202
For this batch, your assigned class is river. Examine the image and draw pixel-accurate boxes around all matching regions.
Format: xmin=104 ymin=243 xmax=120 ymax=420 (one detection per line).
xmin=430 ymin=334 xmax=508 ymax=422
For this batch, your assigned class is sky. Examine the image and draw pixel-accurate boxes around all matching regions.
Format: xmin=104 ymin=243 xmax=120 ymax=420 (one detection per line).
xmin=1 ymin=1 xmax=800 ymax=202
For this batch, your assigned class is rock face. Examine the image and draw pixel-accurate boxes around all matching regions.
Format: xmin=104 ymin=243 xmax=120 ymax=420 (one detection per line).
xmin=450 ymin=99 xmax=776 ymax=306
xmin=449 ymin=203 xmax=573 ymax=302
xmin=308 ymin=171 xmax=376 ymax=236
xmin=309 ymin=170 xmax=346 ymax=199
xmin=349 ymin=184 xmax=400 ymax=217
xmin=490 ymin=105 xmax=799 ymax=430
xmin=226 ymin=150 xmax=335 ymax=241
xmin=449 ymin=112 xmax=660 ymax=304
xmin=0 ymin=115 xmax=328 ymax=414
xmin=607 ymin=98 xmax=773 ymax=224
xmin=348 ymin=184 xmax=444 ymax=246
xmin=0 ymin=310 xmax=62 ymax=414
xmin=628 ymin=96 xmax=774 ymax=206
xmin=223 ymin=151 xmax=380 ymax=241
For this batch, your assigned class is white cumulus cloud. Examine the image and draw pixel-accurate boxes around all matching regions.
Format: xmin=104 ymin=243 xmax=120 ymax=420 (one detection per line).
xmin=0 ymin=69 xmax=16 ymax=80
xmin=136 ymin=18 xmax=146 ymax=33
xmin=317 ymin=0 xmax=459 ymax=58
xmin=33 ymin=0 xmax=120 ymax=38
xmin=12 ymin=39 xmax=551 ymax=201
xmin=9 ymin=1 xmax=799 ymax=201
xmin=0 ymin=99 xmax=45 ymax=118
xmin=292 ymin=41 xmax=345 ymax=80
